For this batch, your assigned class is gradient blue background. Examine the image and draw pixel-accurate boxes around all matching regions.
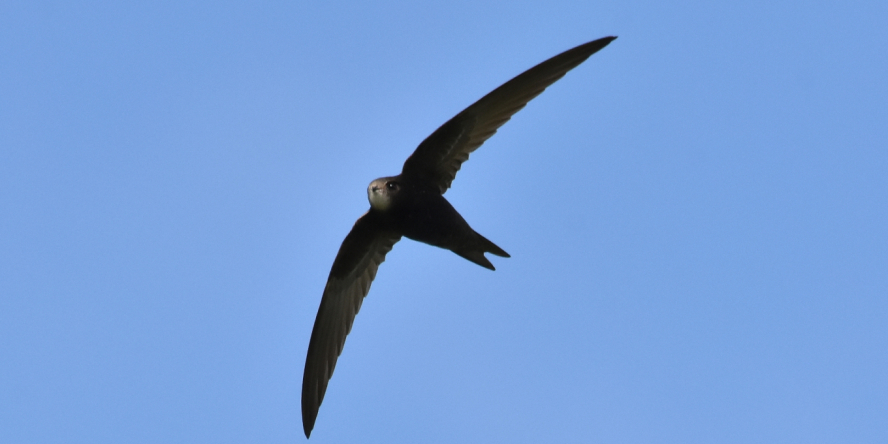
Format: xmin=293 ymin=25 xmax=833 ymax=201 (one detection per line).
xmin=2 ymin=1 xmax=886 ymax=442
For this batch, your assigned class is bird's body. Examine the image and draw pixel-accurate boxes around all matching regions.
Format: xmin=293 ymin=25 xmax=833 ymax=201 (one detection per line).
xmin=301 ymin=36 xmax=616 ymax=438
xmin=367 ymin=175 xmax=509 ymax=269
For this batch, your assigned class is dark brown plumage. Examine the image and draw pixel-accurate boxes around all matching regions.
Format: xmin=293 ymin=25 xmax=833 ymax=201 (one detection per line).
xmin=302 ymin=36 xmax=616 ymax=438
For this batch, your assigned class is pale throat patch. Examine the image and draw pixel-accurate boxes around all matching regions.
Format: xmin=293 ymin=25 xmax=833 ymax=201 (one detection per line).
xmin=368 ymin=185 xmax=391 ymax=211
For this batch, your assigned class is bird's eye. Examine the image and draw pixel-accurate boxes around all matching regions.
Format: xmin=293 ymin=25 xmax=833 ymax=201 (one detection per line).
xmin=386 ymin=182 xmax=399 ymax=191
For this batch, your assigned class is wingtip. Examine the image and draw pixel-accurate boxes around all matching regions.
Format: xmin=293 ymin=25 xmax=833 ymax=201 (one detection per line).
xmin=597 ymin=35 xmax=618 ymax=46
xmin=576 ymin=36 xmax=617 ymax=56
xmin=303 ymin=417 xmax=314 ymax=439
xmin=302 ymin=393 xmax=317 ymax=439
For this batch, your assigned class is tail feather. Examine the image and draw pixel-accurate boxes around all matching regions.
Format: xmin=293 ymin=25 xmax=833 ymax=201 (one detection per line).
xmin=477 ymin=232 xmax=510 ymax=258
xmin=453 ymin=232 xmax=510 ymax=270
xmin=456 ymin=250 xmax=497 ymax=270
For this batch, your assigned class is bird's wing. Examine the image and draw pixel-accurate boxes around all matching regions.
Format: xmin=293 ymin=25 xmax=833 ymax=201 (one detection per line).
xmin=302 ymin=211 xmax=401 ymax=438
xmin=400 ymin=36 xmax=616 ymax=194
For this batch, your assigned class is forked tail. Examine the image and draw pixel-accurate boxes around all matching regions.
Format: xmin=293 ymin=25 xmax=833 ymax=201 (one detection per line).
xmin=454 ymin=232 xmax=510 ymax=270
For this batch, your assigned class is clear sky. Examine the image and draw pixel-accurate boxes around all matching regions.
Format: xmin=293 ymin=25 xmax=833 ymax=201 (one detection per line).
xmin=2 ymin=1 xmax=886 ymax=443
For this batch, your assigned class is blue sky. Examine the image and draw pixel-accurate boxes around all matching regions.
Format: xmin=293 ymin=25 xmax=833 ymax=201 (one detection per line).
xmin=2 ymin=1 xmax=886 ymax=442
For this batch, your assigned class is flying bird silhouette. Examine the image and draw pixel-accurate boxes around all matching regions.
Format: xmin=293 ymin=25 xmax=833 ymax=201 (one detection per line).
xmin=302 ymin=36 xmax=616 ymax=437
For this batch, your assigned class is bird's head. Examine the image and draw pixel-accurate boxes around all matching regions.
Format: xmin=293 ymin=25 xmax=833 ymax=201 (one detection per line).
xmin=367 ymin=176 xmax=402 ymax=212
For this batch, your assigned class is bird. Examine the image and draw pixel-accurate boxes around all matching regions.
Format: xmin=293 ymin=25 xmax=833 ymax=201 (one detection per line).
xmin=301 ymin=36 xmax=616 ymax=438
